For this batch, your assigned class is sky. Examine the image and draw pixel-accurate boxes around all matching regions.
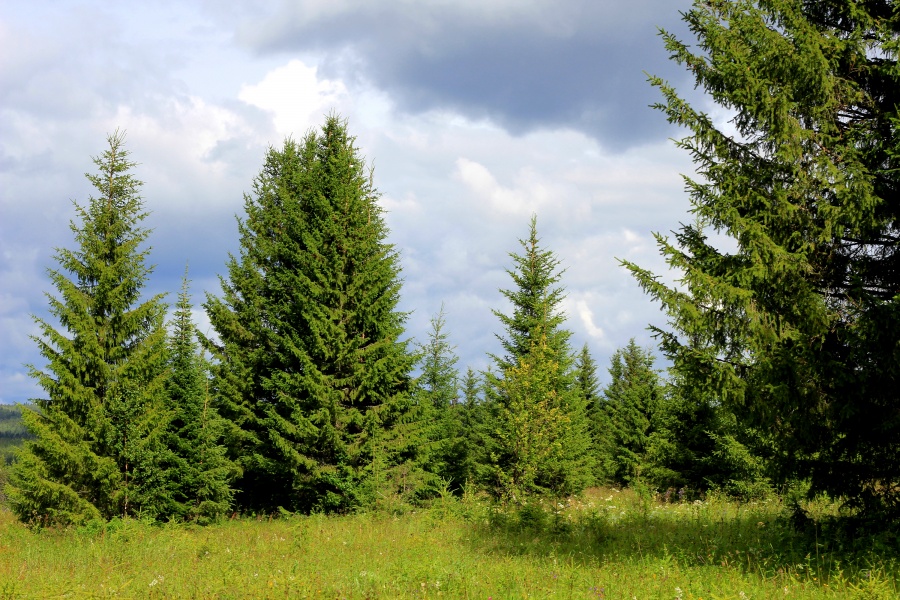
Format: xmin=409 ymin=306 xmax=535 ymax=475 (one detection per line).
xmin=0 ymin=0 xmax=704 ymax=404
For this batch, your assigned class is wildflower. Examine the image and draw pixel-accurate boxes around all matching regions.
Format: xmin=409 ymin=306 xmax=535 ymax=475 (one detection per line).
xmin=675 ymin=586 xmax=683 ymax=600
xmin=739 ymin=592 xmax=748 ymax=600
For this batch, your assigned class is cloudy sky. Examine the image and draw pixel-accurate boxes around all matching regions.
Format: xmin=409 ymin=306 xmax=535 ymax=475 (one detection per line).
xmin=1 ymin=0 xmax=703 ymax=404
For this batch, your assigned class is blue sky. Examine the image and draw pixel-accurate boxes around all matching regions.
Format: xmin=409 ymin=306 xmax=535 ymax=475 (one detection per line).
xmin=0 ymin=0 xmax=704 ymax=403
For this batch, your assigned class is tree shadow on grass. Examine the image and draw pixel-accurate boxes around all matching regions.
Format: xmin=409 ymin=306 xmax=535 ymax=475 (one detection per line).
xmin=462 ymin=496 xmax=899 ymax=586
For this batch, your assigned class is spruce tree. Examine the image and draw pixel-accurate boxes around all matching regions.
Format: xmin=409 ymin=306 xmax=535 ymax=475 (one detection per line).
xmin=601 ymin=340 xmax=664 ymax=486
xmin=486 ymin=217 xmax=593 ymax=499
xmin=457 ymin=367 xmax=485 ymax=491
xmin=7 ymin=132 xmax=169 ymax=525
xmin=205 ymin=116 xmax=415 ymax=513
xmin=575 ymin=343 xmax=614 ymax=484
xmin=490 ymin=332 xmax=570 ymax=501
xmin=413 ymin=305 xmax=465 ymax=492
xmin=163 ymin=269 xmax=235 ymax=522
xmin=626 ymin=0 xmax=900 ymax=516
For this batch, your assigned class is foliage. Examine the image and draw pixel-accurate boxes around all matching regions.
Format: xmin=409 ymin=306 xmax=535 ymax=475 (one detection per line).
xmin=204 ymin=116 xmax=416 ymax=514
xmin=640 ymin=373 xmax=721 ymax=493
xmin=456 ymin=367 xmax=486 ymax=491
xmin=625 ymin=0 xmax=900 ymax=518
xmin=6 ymin=132 xmax=169 ymax=526
xmin=576 ymin=344 xmax=615 ymax=484
xmin=489 ymin=333 xmax=572 ymax=501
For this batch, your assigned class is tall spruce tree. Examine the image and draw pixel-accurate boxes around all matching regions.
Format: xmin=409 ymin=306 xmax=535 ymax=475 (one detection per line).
xmin=626 ymin=0 xmax=900 ymax=516
xmin=486 ymin=217 xmax=593 ymax=499
xmin=7 ymin=132 xmax=169 ymax=525
xmin=204 ymin=116 xmax=415 ymax=513
xmin=162 ymin=269 xmax=235 ymax=522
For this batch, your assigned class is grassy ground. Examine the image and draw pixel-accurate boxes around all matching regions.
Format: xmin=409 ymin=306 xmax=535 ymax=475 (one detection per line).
xmin=0 ymin=488 xmax=896 ymax=599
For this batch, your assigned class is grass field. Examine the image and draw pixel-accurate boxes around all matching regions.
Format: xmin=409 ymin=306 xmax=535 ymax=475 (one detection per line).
xmin=0 ymin=487 xmax=896 ymax=599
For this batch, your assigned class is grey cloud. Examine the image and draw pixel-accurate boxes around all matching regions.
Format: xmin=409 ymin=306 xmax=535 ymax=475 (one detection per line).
xmin=231 ymin=0 xmax=696 ymax=148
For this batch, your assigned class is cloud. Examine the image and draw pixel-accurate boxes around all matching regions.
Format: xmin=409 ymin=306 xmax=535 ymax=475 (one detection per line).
xmin=221 ymin=0 xmax=696 ymax=148
xmin=574 ymin=299 xmax=606 ymax=342
xmin=0 ymin=2 xmax=703 ymax=403
xmin=238 ymin=59 xmax=349 ymax=138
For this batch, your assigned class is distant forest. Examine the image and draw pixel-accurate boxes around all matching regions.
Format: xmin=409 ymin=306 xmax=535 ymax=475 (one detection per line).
xmin=0 ymin=405 xmax=29 ymax=465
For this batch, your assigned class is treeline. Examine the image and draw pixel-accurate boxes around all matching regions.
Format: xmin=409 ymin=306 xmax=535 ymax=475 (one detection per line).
xmin=7 ymin=0 xmax=900 ymax=529
xmin=2 ymin=119 xmax=765 ymax=526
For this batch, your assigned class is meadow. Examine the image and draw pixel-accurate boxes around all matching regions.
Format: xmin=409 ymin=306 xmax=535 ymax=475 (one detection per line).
xmin=0 ymin=487 xmax=896 ymax=599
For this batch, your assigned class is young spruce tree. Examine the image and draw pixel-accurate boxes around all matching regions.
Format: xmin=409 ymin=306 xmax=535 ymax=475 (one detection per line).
xmin=486 ymin=217 xmax=592 ymax=500
xmin=575 ymin=343 xmax=614 ymax=484
xmin=413 ymin=305 xmax=465 ymax=493
xmin=162 ymin=269 xmax=235 ymax=522
xmin=601 ymin=340 xmax=664 ymax=486
xmin=7 ymin=132 xmax=169 ymax=525
xmin=626 ymin=0 xmax=900 ymax=517
xmin=205 ymin=116 xmax=415 ymax=513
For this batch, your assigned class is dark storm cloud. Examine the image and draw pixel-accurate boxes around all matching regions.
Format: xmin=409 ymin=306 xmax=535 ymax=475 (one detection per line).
xmin=232 ymin=0 xmax=696 ymax=148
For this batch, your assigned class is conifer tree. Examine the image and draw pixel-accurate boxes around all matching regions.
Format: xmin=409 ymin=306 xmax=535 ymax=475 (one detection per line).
xmin=626 ymin=0 xmax=900 ymax=516
xmin=162 ymin=269 xmax=234 ymax=522
xmin=642 ymin=379 xmax=719 ymax=493
xmin=413 ymin=306 xmax=465 ymax=492
xmin=601 ymin=340 xmax=664 ymax=485
xmin=7 ymin=132 xmax=169 ymax=525
xmin=490 ymin=332 xmax=570 ymax=501
xmin=205 ymin=116 xmax=415 ymax=513
xmin=491 ymin=216 xmax=570 ymax=373
xmin=415 ymin=305 xmax=459 ymax=412
xmin=486 ymin=217 xmax=592 ymax=498
xmin=575 ymin=344 xmax=614 ymax=484
xmin=456 ymin=367 xmax=484 ymax=491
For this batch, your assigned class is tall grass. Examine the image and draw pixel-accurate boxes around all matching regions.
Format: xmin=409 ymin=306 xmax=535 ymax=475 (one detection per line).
xmin=0 ymin=488 xmax=895 ymax=599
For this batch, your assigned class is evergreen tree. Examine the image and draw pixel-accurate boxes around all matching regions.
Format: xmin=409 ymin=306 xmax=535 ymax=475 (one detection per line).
xmin=602 ymin=340 xmax=664 ymax=486
xmin=413 ymin=305 xmax=465 ymax=492
xmin=626 ymin=0 xmax=900 ymax=516
xmin=490 ymin=332 xmax=570 ymax=501
xmin=641 ymin=377 xmax=719 ymax=493
xmin=491 ymin=216 xmax=570 ymax=373
xmin=575 ymin=344 xmax=614 ymax=484
xmin=7 ymin=132 xmax=169 ymax=525
xmin=204 ymin=116 xmax=415 ymax=513
xmin=416 ymin=306 xmax=459 ymax=410
xmin=457 ymin=367 xmax=485 ymax=491
xmin=486 ymin=217 xmax=593 ymax=498
xmin=163 ymin=269 xmax=235 ymax=522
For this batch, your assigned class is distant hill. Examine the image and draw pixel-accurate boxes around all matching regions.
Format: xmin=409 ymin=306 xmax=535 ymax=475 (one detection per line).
xmin=0 ymin=404 xmax=31 ymax=465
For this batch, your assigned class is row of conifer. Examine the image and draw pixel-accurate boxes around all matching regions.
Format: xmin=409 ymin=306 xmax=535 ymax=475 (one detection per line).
xmin=5 ymin=118 xmax=764 ymax=525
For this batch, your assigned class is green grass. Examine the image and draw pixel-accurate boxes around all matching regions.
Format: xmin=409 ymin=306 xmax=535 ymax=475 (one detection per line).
xmin=0 ymin=488 xmax=896 ymax=599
